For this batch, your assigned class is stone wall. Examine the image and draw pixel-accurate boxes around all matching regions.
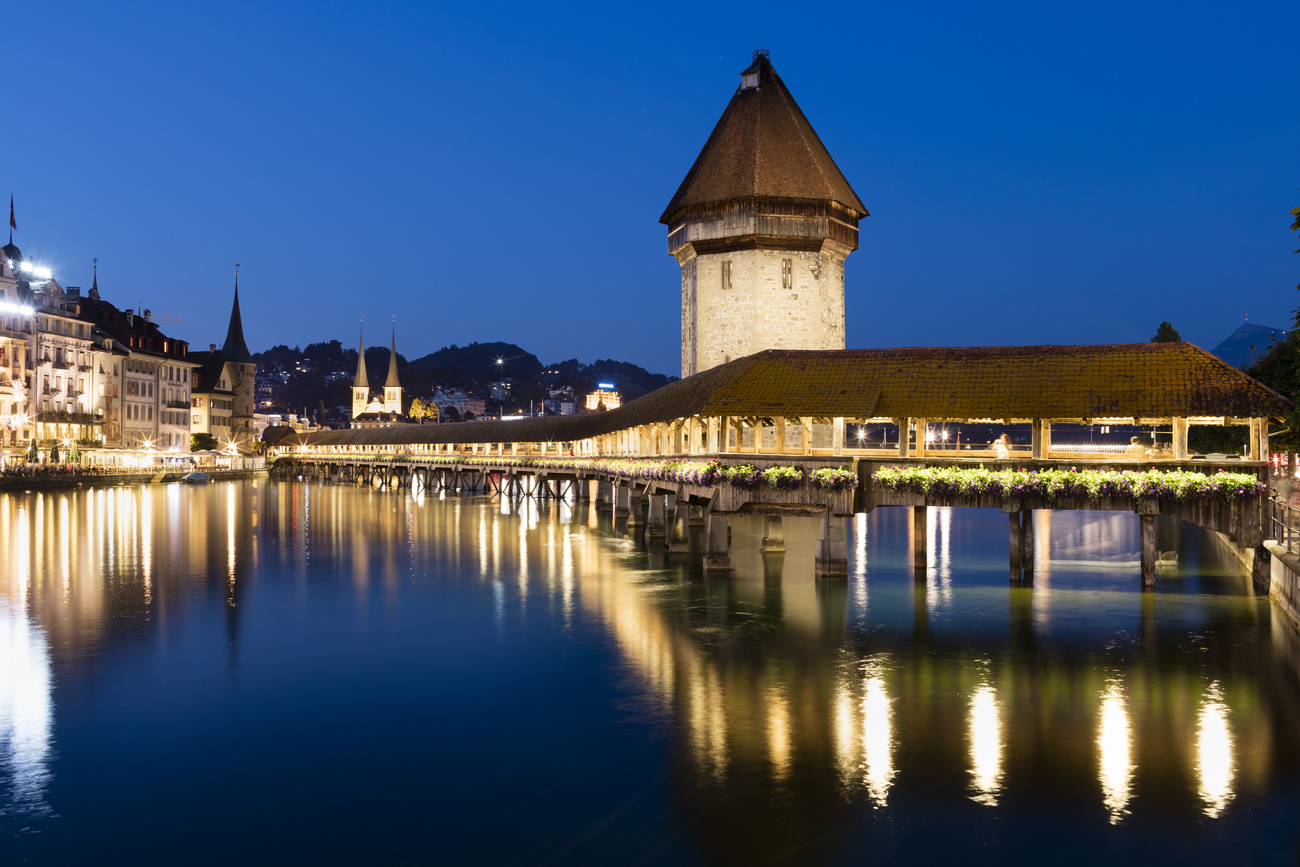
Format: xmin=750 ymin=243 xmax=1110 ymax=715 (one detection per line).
xmin=679 ymin=246 xmax=846 ymax=376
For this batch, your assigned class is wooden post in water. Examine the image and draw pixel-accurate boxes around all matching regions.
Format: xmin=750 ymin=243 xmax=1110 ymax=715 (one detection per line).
xmin=1140 ymin=514 xmax=1157 ymax=585
xmin=703 ymin=512 xmax=731 ymax=571
xmin=912 ymin=506 xmax=927 ymax=568
xmin=815 ymin=513 xmax=848 ymax=578
xmin=626 ymin=487 xmax=642 ymax=527
xmin=668 ymin=496 xmax=691 ymax=553
xmin=614 ymin=483 xmax=630 ymax=519
xmin=646 ymin=493 xmax=667 ymax=538
xmin=1004 ymin=499 xmax=1023 ymax=580
xmin=1020 ymin=509 xmax=1034 ymax=575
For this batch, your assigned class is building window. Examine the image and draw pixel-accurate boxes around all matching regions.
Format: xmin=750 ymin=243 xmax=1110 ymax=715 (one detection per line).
xmin=781 ymin=258 xmax=793 ymax=289
xmin=721 ymin=260 xmax=732 ymax=290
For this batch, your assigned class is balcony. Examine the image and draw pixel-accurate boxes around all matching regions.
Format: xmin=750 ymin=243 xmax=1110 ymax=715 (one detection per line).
xmin=36 ymin=411 xmax=101 ymax=425
xmin=167 ymin=400 xmax=190 ymax=409
xmin=53 ymin=361 xmax=72 ymax=370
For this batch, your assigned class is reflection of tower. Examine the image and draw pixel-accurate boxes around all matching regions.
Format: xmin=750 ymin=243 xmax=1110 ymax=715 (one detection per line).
xmin=383 ymin=322 xmax=402 ymax=414
xmin=351 ymin=321 xmax=370 ymax=420
xmin=663 ymin=50 xmax=869 ymax=377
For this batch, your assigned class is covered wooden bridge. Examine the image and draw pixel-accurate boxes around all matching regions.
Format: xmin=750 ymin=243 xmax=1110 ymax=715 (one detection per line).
xmin=278 ymin=343 xmax=1291 ymax=582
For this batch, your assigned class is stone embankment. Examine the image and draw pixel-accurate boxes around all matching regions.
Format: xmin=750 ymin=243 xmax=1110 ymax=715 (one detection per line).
xmin=0 ymin=468 xmax=268 ymax=492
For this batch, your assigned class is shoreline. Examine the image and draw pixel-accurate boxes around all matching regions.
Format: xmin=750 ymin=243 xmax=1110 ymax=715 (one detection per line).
xmin=0 ymin=468 xmax=269 ymax=491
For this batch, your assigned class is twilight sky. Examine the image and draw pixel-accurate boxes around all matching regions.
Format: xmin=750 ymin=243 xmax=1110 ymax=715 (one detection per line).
xmin=6 ymin=1 xmax=1299 ymax=376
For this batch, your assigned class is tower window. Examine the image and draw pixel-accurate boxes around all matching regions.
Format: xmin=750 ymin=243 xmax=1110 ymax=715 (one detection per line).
xmin=781 ymin=258 xmax=793 ymax=289
xmin=721 ymin=261 xmax=732 ymax=290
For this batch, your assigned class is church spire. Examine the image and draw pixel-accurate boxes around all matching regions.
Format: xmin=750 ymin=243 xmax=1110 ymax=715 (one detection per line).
xmin=221 ymin=267 xmax=254 ymax=364
xmin=354 ymin=320 xmax=368 ymax=389
xmin=385 ymin=321 xmax=401 ymax=389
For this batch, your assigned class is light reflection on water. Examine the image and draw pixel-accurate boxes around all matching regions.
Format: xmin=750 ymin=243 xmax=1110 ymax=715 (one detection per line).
xmin=0 ymin=481 xmax=1297 ymax=863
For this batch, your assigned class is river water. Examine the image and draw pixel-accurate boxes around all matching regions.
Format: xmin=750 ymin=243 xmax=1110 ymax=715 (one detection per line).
xmin=1 ymin=479 xmax=1298 ymax=865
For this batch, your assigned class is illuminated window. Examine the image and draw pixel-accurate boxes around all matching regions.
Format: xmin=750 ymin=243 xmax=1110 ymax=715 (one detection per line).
xmin=781 ymin=258 xmax=793 ymax=289
xmin=721 ymin=261 xmax=732 ymax=290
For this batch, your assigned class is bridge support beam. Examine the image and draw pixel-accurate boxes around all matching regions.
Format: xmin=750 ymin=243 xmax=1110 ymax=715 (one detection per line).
xmin=703 ymin=513 xmax=730 ymax=571
xmin=626 ymin=488 xmax=643 ymax=527
xmin=761 ymin=516 xmax=785 ymax=554
xmin=689 ymin=504 xmax=706 ymax=527
xmin=668 ymin=498 xmax=691 ymax=553
xmin=912 ymin=506 xmax=927 ymax=568
xmin=614 ymin=483 xmax=630 ymax=518
xmin=646 ymin=494 xmax=667 ymax=538
xmin=596 ymin=480 xmax=612 ymax=512
xmin=815 ymin=514 xmax=848 ymax=578
xmin=1140 ymin=509 xmax=1157 ymax=586
xmin=1004 ymin=500 xmax=1034 ymax=581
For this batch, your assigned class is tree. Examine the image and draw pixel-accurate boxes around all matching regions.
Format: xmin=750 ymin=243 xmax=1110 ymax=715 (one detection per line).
xmin=1150 ymin=321 xmax=1182 ymax=343
xmin=443 ymin=405 xmax=462 ymax=423
xmin=1246 ymin=193 xmax=1300 ymax=460
xmin=409 ymin=397 xmax=428 ymax=421
xmin=191 ymin=432 xmax=219 ymax=451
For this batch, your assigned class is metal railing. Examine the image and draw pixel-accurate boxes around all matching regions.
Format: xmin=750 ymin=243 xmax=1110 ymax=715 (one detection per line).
xmin=1269 ymin=495 xmax=1300 ymax=556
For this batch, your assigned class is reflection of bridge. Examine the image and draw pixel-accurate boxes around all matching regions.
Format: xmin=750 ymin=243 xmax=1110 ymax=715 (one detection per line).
xmin=281 ymin=343 xmax=1289 ymax=585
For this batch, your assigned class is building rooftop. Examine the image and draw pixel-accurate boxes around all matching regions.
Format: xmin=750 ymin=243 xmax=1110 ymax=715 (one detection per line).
xmin=661 ymin=51 xmax=868 ymax=224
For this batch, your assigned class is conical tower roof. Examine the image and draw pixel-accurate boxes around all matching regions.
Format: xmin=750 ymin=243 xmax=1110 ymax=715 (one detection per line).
xmin=385 ymin=323 xmax=401 ymax=388
xmin=661 ymin=52 xmax=867 ymax=224
xmin=222 ymin=275 xmax=254 ymax=364
xmin=354 ymin=322 xmax=369 ymax=389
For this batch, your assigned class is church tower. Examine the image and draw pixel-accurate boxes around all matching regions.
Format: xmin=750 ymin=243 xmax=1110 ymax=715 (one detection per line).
xmin=352 ymin=322 xmax=370 ymax=420
xmin=222 ymin=274 xmax=258 ymax=446
xmin=383 ymin=322 xmax=402 ymax=413
xmin=663 ymin=50 xmax=869 ymax=377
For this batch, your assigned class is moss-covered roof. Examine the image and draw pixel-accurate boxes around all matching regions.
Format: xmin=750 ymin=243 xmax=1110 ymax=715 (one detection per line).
xmin=298 ymin=344 xmax=1291 ymax=448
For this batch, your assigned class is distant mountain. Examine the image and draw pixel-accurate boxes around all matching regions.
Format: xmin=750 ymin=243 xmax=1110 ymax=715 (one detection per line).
xmin=1209 ymin=323 xmax=1287 ymax=369
xmin=408 ymin=342 xmax=543 ymax=378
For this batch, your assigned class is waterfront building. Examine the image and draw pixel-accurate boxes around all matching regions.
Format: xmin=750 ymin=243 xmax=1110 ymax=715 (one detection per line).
xmin=663 ymin=50 xmax=869 ymax=377
xmin=0 ymin=236 xmax=35 ymax=450
xmin=189 ymin=279 xmax=257 ymax=450
xmin=78 ymin=270 xmax=197 ymax=451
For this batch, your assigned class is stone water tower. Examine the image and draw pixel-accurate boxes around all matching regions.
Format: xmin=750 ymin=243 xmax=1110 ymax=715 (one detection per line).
xmin=663 ymin=50 xmax=868 ymax=377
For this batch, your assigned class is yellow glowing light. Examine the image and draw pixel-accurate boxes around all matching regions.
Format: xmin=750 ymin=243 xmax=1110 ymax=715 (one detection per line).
xmin=862 ymin=671 xmax=894 ymax=807
xmin=969 ymin=685 xmax=1003 ymax=805
xmin=1098 ymin=680 xmax=1133 ymax=823
xmin=1197 ymin=682 xmax=1234 ymax=818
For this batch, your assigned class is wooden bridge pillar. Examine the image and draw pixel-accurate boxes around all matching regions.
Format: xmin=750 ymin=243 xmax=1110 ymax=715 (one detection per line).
xmin=912 ymin=506 xmax=927 ymax=568
xmin=667 ymin=498 xmax=691 ymax=553
xmin=646 ymin=494 xmax=667 ymax=538
xmin=614 ymin=483 xmax=630 ymax=518
xmin=815 ymin=514 xmax=848 ymax=578
xmin=1139 ymin=504 xmax=1158 ymax=586
xmin=1003 ymin=500 xmax=1033 ymax=581
xmin=703 ymin=512 xmax=730 ymax=571
xmin=761 ymin=516 xmax=785 ymax=554
xmin=626 ymin=488 xmax=643 ymax=527
xmin=596 ymin=479 xmax=612 ymax=512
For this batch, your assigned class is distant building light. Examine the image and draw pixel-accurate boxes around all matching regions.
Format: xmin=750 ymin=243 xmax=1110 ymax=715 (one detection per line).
xmin=597 ymin=382 xmax=615 ymax=389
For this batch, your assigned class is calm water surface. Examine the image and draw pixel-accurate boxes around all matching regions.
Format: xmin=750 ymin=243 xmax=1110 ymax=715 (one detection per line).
xmin=2 ymin=480 xmax=1299 ymax=865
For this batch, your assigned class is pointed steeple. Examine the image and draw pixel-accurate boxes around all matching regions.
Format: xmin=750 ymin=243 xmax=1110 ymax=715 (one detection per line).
xmin=385 ymin=321 xmax=401 ymax=388
xmin=354 ymin=321 xmax=368 ymax=389
xmin=661 ymin=50 xmax=867 ymax=224
xmin=221 ymin=270 xmax=254 ymax=364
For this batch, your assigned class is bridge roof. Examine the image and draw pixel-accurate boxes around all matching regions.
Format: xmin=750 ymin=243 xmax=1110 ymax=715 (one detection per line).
xmin=298 ymin=343 xmax=1290 ymax=448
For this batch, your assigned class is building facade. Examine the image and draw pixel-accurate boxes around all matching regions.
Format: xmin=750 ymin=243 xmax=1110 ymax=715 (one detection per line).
xmin=662 ymin=51 xmax=869 ymax=377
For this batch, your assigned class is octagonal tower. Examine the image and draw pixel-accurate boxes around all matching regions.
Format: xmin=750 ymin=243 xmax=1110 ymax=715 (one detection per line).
xmin=663 ymin=50 xmax=868 ymax=377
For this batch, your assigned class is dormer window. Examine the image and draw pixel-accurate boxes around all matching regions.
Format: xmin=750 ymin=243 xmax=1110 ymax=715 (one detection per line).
xmin=741 ymin=72 xmax=758 ymax=89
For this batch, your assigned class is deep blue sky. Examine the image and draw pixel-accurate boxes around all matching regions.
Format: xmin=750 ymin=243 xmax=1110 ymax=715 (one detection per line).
xmin=7 ymin=1 xmax=1299 ymax=376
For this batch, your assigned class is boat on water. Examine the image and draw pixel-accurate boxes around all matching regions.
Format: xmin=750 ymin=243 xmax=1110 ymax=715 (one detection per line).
xmin=180 ymin=472 xmax=212 ymax=484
